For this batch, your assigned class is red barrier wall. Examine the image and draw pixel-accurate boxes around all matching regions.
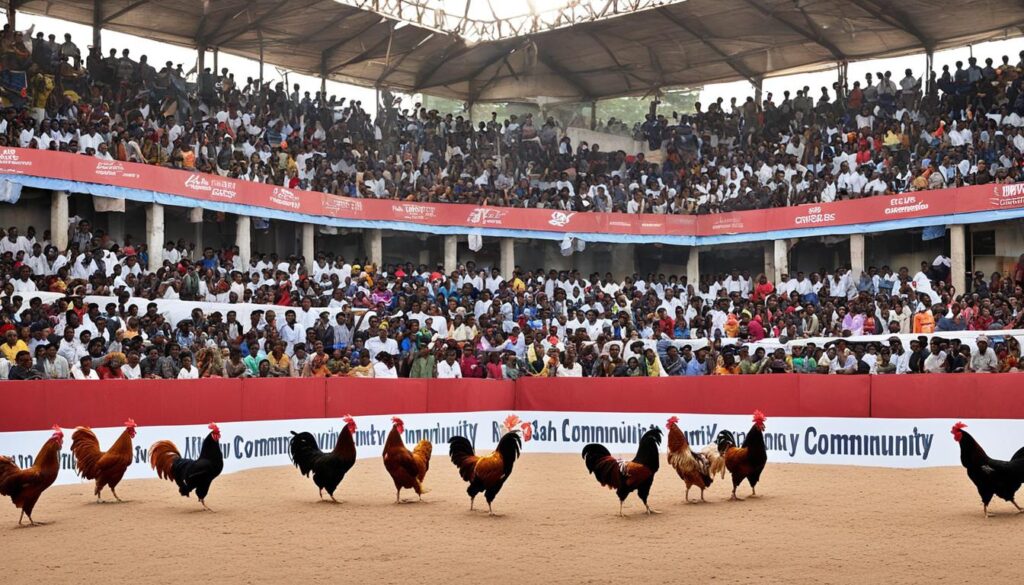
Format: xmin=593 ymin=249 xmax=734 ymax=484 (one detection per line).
xmin=869 ymin=374 xmax=1024 ymax=419
xmin=0 ymin=374 xmax=1020 ymax=432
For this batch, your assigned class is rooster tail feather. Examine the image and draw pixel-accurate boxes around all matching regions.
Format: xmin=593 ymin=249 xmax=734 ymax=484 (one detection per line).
xmin=1011 ymin=445 xmax=1024 ymax=462
xmin=70 ymin=427 xmax=102 ymax=479
xmin=0 ymin=456 xmax=20 ymax=496
xmin=413 ymin=440 xmax=433 ymax=478
xmin=148 ymin=440 xmax=181 ymax=482
xmin=288 ymin=431 xmax=322 ymax=475
xmin=448 ymin=436 xmax=478 ymax=481
xmin=496 ymin=431 xmax=522 ymax=477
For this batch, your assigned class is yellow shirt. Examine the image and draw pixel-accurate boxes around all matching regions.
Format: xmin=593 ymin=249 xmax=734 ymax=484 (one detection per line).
xmin=1 ymin=339 xmax=29 ymax=362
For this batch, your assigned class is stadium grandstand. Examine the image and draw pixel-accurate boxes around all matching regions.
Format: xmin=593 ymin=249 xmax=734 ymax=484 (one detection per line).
xmin=4 ymin=1 xmax=1024 ymax=583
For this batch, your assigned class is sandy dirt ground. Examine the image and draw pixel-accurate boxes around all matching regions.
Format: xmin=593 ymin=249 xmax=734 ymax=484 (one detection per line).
xmin=1 ymin=455 xmax=1021 ymax=584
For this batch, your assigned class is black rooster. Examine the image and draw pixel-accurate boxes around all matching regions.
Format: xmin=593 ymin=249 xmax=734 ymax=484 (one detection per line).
xmin=952 ymin=421 xmax=1024 ymax=517
xmin=290 ymin=416 xmax=357 ymax=502
xmin=149 ymin=423 xmax=225 ymax=511
xmin=582 ymin=426 xmax=662 ymax=516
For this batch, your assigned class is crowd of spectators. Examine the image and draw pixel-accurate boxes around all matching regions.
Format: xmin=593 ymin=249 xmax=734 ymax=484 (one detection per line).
xmin=3 ymin=214 xmax=1024 ymax=380
xmin=1 ymin=25 xmax=1024 ymax=218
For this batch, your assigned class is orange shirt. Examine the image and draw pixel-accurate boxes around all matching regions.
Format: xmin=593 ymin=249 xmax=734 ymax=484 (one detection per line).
xmin=913 ymin=311 xmax=935 ymax=334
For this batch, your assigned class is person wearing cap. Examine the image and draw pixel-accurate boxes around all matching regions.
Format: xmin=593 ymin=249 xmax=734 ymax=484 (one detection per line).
xmin=365 ymin=324 xmax=398 ymax=364
xmin=970 ymin=335 xmax=998 ymax=373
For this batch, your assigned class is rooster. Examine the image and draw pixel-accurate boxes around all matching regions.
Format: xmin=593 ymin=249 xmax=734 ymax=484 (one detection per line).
xmin=717 ymin=410 xmax=768 ymax=501
xmin=448 ymin=424 xmax=523 ymax=516
xmin=290 ymin=415 xmax=357 ymax=502
xmin=582 ymin=426 xmax=662 ymax=516
xmin=382 ymin=417 xmax=432 ymax=503
xmin=666 ymin=416 xmax=716 ymax=503
xmin=952 ymin=421 xmax=1024 ymax=517
xmin=71 ymin=419 xmax=137 ymax=502
xmin=149 ymin=423 xmax=224 ymax=511
xmin=0 ymin=425 xmax=63 ymax=526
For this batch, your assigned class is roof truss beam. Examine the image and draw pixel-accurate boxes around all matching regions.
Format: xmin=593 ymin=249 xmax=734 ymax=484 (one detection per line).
xmin=739 ymin=0 xmax=845 ymax=61
xmin=656 ymin=7 xmax=759 ymax=87
xmin=847 ymin=0 xmax=933 ymax=50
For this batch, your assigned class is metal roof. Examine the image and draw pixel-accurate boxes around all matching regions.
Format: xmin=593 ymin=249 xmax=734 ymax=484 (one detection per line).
xmin=17 ymin=0 xmax=1024 ymax=102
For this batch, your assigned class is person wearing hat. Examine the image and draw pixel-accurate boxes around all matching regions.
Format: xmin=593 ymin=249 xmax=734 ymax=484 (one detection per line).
xmin=365 ymin=324 xmax=398 ymax=364
xmin=970 ymin=335 xmax=998 ymax=373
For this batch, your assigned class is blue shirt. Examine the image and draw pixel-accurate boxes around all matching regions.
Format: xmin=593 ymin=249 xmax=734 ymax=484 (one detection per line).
xmin=685 ymin=358 xmax=706 ymax=376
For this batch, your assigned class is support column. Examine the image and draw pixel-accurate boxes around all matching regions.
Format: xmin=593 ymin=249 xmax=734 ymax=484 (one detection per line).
xmin=302 ymin=223 xmax=315 ymax=272
xmin=686 ymin=246 xmax=700 ymax=292
xmin=107 ymin=213 xmax=125 ymax=247
xmin=610 ymin=244 xmax=636 ymax=278
xmin=500 ymin=238 xmax=515 ymax=278
xmin=763 ymin=244 xmax=775 ymax=283
xmin=193 ymin=221 xmax=203 ymax=254
xmin=849 ymin=233 xmax=865 ymax=278
xmin=444 ymin=235 xmax=458 ymax=274
xmin=92 ymin=0 xmax=103 ymax=54
xmin=753 ymin=75 xmax=764 ymax=105
xmin=363 ymin=229 xmax=382 ymax=268
xmin=235 ymin=215 xmax=251 ymax=271
xmin=950 ymin=224 xmax=966 ymax=295
xmin=51 ymin=190 xmax=68 ymax=251
xmin=146 ymin=203 xmax=164 ymax=272
xmin=773 ymin=239 xmax=789 ymax=284
xmin=418 ymin=244 xmax=430 ymax=267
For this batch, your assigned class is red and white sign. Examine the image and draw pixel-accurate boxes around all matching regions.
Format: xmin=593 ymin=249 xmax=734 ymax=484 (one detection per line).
xmin=0 ymin=148 xmax=1017 ymax=238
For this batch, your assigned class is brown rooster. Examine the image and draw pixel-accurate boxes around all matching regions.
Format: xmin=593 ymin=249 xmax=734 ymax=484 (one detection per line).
xmin=666 ymin=416 xmax=718 ymax=503
xmin=71 ymin=419 xmax=137 ymax=502
xmin=0 ymin=425 xmax=63 ymax=526
xmin=449 ymin=427 xmax=523 ymax=516
xmin=382 ymin=417 xmax=432 ymax=503
xmin=716 ymin=410 xmax=768 ymax=501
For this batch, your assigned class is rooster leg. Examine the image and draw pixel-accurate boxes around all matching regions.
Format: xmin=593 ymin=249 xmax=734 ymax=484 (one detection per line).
xmin=111 ymin=487 xmax=123 ymax=502
xmin=487 ymin=502 xmax=494 ymax=516
xmin=319 ymin=488 xmax=324 ymax=500
xmin=199 ymin=499 xmax=213 ymax=512
xmin=330 ymin=494 xmax=340 ymax=504
xmin=729 ymin=486 xmax=743 ymax=501
xmin=18 ymin=510 xmax=24 ymax=525
xmin=469 ymin=496 xmax=475 ymax=511
xmin=685 ymin=485 xmax=692 ymax=503
xmin=644 ymin=504 xmax=660 ymax=515
xmin=395 ymin=488 xmax=401 ymax=504
xmin=1012 ymin=500 xmax=1024 ymax=513
xmin=700 ymin=488 xmax=706 ymax=503
xmin=983 ymin=504 xmax=991 ymax=518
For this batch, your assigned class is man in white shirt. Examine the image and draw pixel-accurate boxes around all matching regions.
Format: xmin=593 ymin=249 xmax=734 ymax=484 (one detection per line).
xmin=372 ymin=353 xmax=398 ymax=378
xmin=436 ymin=350 xmax=463 ymax=379
xmin=970 ymin=336 xmax=998 ymax=373
xmin=364 ymin=326 xmax=399 ymax=363
xmin=71 ymin=356 xmax=100 ymax=380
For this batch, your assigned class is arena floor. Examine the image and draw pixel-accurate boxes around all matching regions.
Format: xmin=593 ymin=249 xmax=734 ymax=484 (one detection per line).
xmin=2 ymin=454 xmax=1020 ymax=584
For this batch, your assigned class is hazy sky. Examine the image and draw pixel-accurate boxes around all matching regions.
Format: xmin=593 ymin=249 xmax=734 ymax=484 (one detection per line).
xmin=8 ymin=10 xmax=1023 ymax=115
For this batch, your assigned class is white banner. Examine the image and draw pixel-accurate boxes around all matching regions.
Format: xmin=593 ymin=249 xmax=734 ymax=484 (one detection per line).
xmin=2 ymin=412 xmax=1019 ymax=487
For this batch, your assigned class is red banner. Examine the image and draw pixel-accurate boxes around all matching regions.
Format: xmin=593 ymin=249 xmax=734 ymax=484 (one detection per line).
xmin=0 ymin=147 xmax=1017 ymax=237
xmin=4 ymin=375 xmax=1024 ymax=432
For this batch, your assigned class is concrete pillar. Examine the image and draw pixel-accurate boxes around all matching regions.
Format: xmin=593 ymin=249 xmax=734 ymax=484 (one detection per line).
xmin=146 ymin=203 xmax=164 ymax=272
xmin=849 ymin=233 xmax=866 ymax=278
xmin=610 ymin=244 xmax=635 ymax=279
xmin=51 ymin=190 xmax=68 ymax=251
xmin=763 ymin=244 xmax=775 ymax=282
xmin=500 ymin=238 xmax=515 ymax=278
xmin=773 ymin=239 xmax=789 ymax=284
xmin=235 ymin=215 xmax=251 ymax=270
xmin=363 ymin=229 xmax=382 ymax=268
xmin=107 ymin=213 xmax=125 ymax=247
xmin=301 ymin=223 xmax=315 ymax=272
xmin=950 ymin=224 xmax=966 ymax=294
xmin=686 ymin=246 xmax=700 ymax=290
xmin=418 ymin=244 xmax=430 ymax=267
xmin=193 ymin=221 xmax=204 ymax=254
xmin=444 ymin=235 xmax=458 ymax=274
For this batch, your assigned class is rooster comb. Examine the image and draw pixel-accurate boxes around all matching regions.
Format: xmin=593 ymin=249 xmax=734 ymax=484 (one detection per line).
xmin=952 ymin=421 xmax=967 ymax=433
xmin=208 ymin=422 xmax=220 ymax=432
xmin=124 ymin=418 xmax=137 ymax=428
xmin=342 ymin=414 xmax=354 ymax=423
xmin=51 ymin=424 xmax=63 ymax=436
xmin=391 ymin=417 xmax=403 ymax=427
xmin=666 ymin=416 xmax=680 ymax=427
xmin=753 ymin=410 xmax=767 ymax=425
